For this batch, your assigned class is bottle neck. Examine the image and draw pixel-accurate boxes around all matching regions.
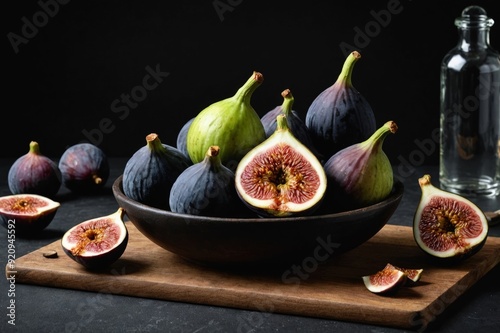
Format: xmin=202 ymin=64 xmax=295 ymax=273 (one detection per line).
xmin=457 ymin=27 xmax=491 ymax=51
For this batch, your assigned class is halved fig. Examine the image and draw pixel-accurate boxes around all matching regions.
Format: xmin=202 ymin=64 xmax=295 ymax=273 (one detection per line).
xmin=61 ymin=208 xmax=128 ymax=269
xmin=413 ymin=174 xmax=489 ymax=263
xmin=362 ymin=263 xmax=407 ymax=294
xmin=0 ymin=194 xmax=60 ymax=234
xmin=235 ymin=113 xmax=327 ymax=217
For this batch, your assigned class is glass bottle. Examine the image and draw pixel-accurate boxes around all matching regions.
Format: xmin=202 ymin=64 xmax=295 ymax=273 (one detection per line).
xmin=439 ymin=6 xmax=500 ymax=197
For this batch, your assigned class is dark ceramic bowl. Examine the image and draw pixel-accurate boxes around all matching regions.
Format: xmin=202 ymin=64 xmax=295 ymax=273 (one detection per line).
xmin=112 ymin=175 xmax=404 ymax=267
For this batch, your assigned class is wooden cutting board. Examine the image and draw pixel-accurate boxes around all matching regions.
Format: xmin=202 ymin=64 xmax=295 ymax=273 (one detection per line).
xmin=7 ymin=223 xmax=500 ymax=330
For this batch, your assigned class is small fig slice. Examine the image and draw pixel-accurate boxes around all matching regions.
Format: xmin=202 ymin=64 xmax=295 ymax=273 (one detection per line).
xmin=58 ymin=143 xmax=110 ymax=193
xmin=413 ymin=174 xmax=489 ymax=263
xmin=61 ymin=208 xmax=128 ymax=269
xmin=235 ymin=114 xmax=327 ymax=217
xmin=392 ymin=265 xmax=424 ymax=284
xmin=8 ymin=141 xmax=61 ymax=198
xmin=0 ymin=194 xmax=60 ymax=234
xmin=362 ymin=263 xmax=407 ymax=294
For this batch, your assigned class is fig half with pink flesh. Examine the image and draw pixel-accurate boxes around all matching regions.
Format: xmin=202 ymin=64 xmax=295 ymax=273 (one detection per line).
xmin=413 ymin=174 xmax=488 ymax=263
xmin=61 ymin=208 xmax=128 ymax=269
xmin=0 ymin=194 xmax=60 ymax=234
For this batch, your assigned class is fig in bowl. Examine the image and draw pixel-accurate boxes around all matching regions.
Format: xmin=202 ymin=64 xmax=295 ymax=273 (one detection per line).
xmin=112 ymin=175 xmax=403 ymax=266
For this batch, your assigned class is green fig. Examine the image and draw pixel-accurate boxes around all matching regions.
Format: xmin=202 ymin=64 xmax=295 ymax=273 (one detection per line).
xmin=323 ymin=120 xmax=397 ymax=209
xmin=186 ymin=71 xmax=266 ymax=169
xmin=305 ymin=51 xmax=377 ymax=158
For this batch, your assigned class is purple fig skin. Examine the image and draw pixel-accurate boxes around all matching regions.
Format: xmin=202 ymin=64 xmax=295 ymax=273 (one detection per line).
xmin=305 ymin=51 xmax=377 ymax=159
xmin=323 ymin=121 xmax=397 ymax=210
xmin=261 ymin=89 xmax=323 ymax=160
xmin=123 ymin=133 xmax=191 ymax=210
xmin=8 ymin=141 xmax=61 ymax=199
xmin=58 ymin=143 xmax=110 ymax=193
xmin=176 ymin=117 xmax=194 ymax=159
xmin=169 ymin=145 xmax=248 ymax=217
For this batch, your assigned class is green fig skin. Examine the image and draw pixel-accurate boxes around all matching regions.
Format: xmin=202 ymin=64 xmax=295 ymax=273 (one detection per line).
xmin=323 ymin=120 xmax=397 ymax=210
xmin=305 ymin=51 xmax=377 ymax=159
xmin=186 ymin=71 xmax=266 ymax=170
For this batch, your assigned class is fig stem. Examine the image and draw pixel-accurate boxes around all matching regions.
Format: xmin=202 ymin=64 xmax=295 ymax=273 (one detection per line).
xmin=146 ymin=133 xmax=167 ymax=154
xmin=29 ymin=141 xmax=41 ymax=155
xmin=207 ymin=146 xmax=220 ymax=158
xmin=361 ymin=120 xmax=397 ymax=151
xmin=233 ymin=71 xmax=264 ymax=103
xmin=280 ymin=89 xmax=294 ymax=117
xmin=336 ymin=51 xmax=361 ymax=87
xmin=275 ymin=114 xmax=291 ymax=133
xmin=419 ymin=174 xmax=433 ymax=188
xmin=205 ymin=145 xmax=223 ymax=171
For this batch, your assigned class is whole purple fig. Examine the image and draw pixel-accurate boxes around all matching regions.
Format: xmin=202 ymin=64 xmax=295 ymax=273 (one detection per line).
xmin=305 ymin=51 xmax=377 ymax=158
xmin=8 ymin=141 xmax=61 ymax=198
xmin=169 ymin=145 xmax=247 ymax=217
xmin=123 ymin=133 xmax=191 ymax=210
xmin=58 ymin=143 xmax=110 ymax=193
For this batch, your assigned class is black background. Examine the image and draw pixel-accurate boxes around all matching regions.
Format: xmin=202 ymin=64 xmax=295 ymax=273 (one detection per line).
xmin=3 ymin=0 xmax=499 ymax=171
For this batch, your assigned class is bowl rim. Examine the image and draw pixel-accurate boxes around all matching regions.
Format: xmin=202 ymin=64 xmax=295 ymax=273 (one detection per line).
xmin=112 ymin=175 xmax=404 ymax=223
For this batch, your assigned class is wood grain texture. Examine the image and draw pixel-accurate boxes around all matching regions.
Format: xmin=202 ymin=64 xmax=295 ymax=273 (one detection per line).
xmin=7 ymin=223 xmax=500 ymax=330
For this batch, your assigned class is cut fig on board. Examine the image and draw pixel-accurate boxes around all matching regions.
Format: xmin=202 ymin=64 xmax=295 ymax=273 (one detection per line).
xmin=61 ymin=208 xmax=128 ymax=269
xmin=362 ymin=263 xmax=407 ymax=294
xmin=392 ymin=265 xmax=424 ymax=284
xmin=413 ymin=174 xmax=489 ymax=263
xmin=0 ymin=194 xmax=60 ymax=234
